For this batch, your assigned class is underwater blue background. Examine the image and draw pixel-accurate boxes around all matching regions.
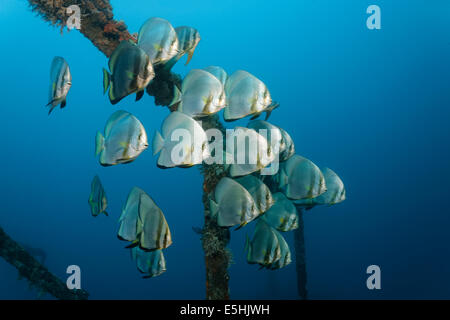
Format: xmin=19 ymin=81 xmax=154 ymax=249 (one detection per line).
xmin=1 ymin=0 xmax=450 ymax=299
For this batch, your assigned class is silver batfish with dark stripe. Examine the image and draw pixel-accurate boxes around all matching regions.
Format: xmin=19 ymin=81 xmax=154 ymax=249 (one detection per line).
xmin=295 ymin=167 xmax=346 ymax=209
xmin=170 ymin=69 xmax=226 ymax=118
xmin=137 ymin=17 xmax=180 ymax=66
xmin=266 ymin=229 xmax=291 ymax=270
xmin=118 ymin=187 xmax=145 ymax=245
xmin=278 ymin=155 xmax=327 ymax=200
xmin=47 ymin=56 xmax=71 ymax=115
xmin=137 ymin=189 xmax=172 ymax=251
xmin=103 ymin=41 xmax=155 ymax=105
xmin=117 ymin=186 xmax=172 ymax=251
xmin=262 ymin=192 xmax=298 ymax=232
xmin=235 ymin=175 xmax=274 ymax=214
xmin=95 ymin=110 xmax=148 ymax=166
xmin=209 ymin=177 xmax=260 ymax=229
xmin=224 ymin=70 xmax=274 ymax=121
xmin=88 ymin=175 xmax=108 ymax=217
xmin=245 ymin=219 xmax=281 ymax=266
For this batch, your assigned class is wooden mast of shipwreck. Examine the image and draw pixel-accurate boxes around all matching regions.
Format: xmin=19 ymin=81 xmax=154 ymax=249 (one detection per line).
xmin=0 ymin=226 xmax=89 ymax=300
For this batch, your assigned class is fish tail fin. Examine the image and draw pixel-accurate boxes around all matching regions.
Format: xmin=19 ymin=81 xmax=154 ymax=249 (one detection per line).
xmin=192 ymin=226 xmax=203 ymax=235
xmin=169 ymin=85 xmax=182 ymax=106
xmin=109 ymin=87 xmax=119 ymax=105
xmin=136 ymin=90 xmax=144 ymax=101
xmin=265 ymin=101 xmax=279 ymax=120
xmin=95 ymin=132 xmax=105 ymax=156
xmin=152 ymin=131 xmax=164 ymax=155
xmin=223 ymin=106 xmax=230 ymax=120
xmin=209 ymin=198 xmax=219 ymax=220
xmin=244 ymin=234 xmax=250 ymax=253
xmin=185 ymin=49 xmax=195 ymax=66
xmin=177 ymin=101 xmax=183 ymax=112
xmin=102 ymin=68 xmax=110 ymax=95
xmin=47 ymin=105 xmax=56 ymax=115
xmin=229 ymin=164 xmax=239 ymax=178
xmin=223 ymin=163 xmax=230 ymax=174
xmin=279 ymin=169 xmax=288 ymax=188
xmin=102 ymin=211 xmax=109 ymax=217
xmin=245 ymin=234 xmax=252 ymax=262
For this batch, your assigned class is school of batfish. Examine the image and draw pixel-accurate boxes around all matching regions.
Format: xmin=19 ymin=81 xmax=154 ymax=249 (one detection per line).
xmin=50 ymin=17 xmax=346 ymax=278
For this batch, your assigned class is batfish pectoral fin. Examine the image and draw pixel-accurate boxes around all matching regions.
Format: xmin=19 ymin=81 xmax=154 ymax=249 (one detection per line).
xmin=264 ymin=102 xmax=279 ymax=120
xmin=169 ymin=85 xmax=182 ymax=106
xmin=60 ymin=98 xmax=67 ymax=109
xmin=185 ymin=48 xmax=195 ymax=66
xmin=152 ymin=131 xmax=165 ymax=156
xmin=209 ymin=198 xmax=219 ymax=220
xmin=250 ymin=112 xmax=262 ymax=120
xmin=136 ymin=90 xmax=144 ymax=101
xmin=192 ymin=226 xmax=203 ymax=235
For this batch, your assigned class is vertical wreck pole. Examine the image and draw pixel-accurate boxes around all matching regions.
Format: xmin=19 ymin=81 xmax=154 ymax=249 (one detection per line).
xmin=199 ymin=115 xmax=231 ymax=300
xmin=202 ymin=214 xmax=231 ymax=300
xmin=293 ymin=208 xmax=308 ymax=299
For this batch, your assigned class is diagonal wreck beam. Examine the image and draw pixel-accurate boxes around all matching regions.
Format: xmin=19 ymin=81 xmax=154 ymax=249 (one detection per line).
xmin=0 ymin=226 xmax=89 ymax=300
xmin=28 ymin=0 xmax=133 ymax=57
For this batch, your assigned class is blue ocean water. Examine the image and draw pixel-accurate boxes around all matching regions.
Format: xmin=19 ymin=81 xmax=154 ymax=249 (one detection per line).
xmin=1 ymin=0 xmax=450 ymax=299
